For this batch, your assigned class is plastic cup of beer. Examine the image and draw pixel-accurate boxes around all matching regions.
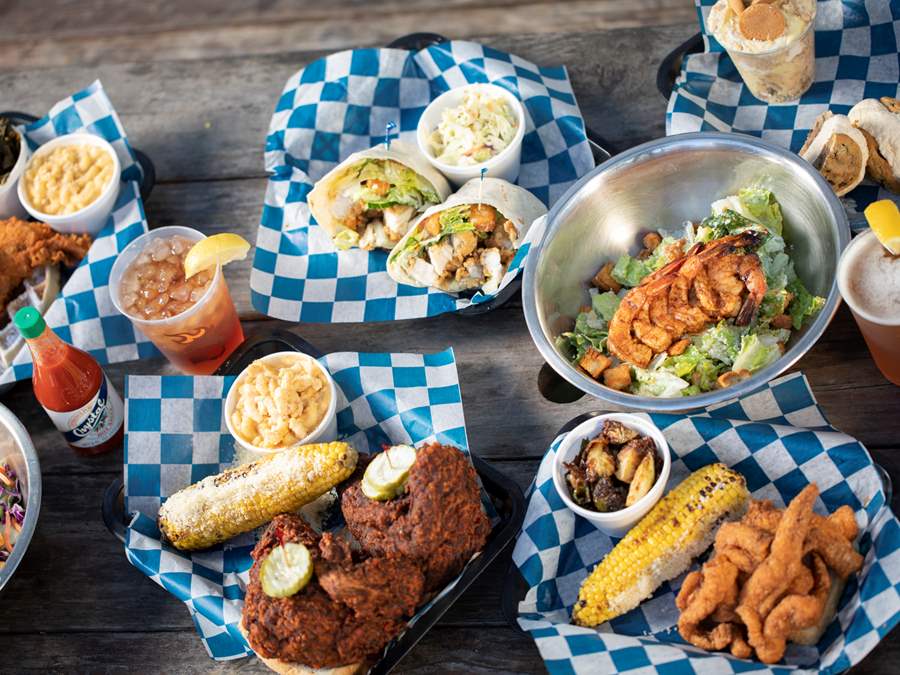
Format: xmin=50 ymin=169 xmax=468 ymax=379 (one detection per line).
xmin=109 ymin=226 xmax=244 ymax=375
xmin=837 ymin=229 xmax=900 ymax=386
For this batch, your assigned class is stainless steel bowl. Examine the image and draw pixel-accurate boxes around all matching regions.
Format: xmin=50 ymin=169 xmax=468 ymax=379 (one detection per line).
xmin=0 ymin=403 xmax=41 ymax=592
xmin=523 ymin=133 xmax=849 ymax=411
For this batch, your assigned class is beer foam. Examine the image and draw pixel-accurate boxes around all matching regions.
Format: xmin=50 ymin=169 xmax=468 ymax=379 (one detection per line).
xmin=839 ymin=231 xmax=900 ymax=323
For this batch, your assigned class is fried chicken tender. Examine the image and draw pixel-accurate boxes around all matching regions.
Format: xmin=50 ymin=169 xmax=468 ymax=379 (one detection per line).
xmin=677 ymin=557 xmax=741 ymax=651
xmin=739 ymin=484 xmax=818 ymax=617
xmin=677 ymin=483 xmax=862 ymax=664
xmin=0 ymin=217 xmax=91 ymax=309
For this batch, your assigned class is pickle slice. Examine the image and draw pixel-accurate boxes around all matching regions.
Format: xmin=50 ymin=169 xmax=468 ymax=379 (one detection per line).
xmin=361 ymin=444 xmax=417 ymax=501
xmin=260 ymin=542 xmax=313 ymax=598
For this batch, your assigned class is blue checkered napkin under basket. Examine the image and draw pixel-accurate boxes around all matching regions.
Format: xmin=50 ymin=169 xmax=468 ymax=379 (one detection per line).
xmin=512 ymin=372 xmax=900 ymax=674
xmin=249 ymin=40 xmax=594 ymax=323
xmin=123 ymin=348 xmax=471 ymax=660
xmin=0 ymin=80 xmax=156 ymax=384
xmin=668 ymin=0 xmax=900 ymax=219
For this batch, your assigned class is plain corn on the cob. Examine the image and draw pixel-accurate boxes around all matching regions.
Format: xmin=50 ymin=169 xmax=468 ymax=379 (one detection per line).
xmin=158 ymin=442 xmax=357 ymax=551
xmin=573 ymin=463 xmax=749 ymax=627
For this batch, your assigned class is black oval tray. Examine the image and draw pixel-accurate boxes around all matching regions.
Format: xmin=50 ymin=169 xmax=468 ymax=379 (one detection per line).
xmin=386 ymin=34 xmax=611 ymax=317
xmin=0 ymin=110 xmax=156 ymax=202
xmin=102 ymin=326 xmax=526 ymax=675
xmin=499 ymin=411 xmax=894 ymax=634
xmin=656 ymin=32 xmax=704 ymax=100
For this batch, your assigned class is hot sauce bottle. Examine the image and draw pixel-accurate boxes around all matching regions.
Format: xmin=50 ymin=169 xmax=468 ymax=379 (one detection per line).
xmin=14 ymin=307 xmax=124 ymax=455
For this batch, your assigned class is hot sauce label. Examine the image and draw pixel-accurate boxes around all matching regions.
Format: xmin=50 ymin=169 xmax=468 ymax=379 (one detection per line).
xmin=43 ymin=376 xmax=124 ymax=449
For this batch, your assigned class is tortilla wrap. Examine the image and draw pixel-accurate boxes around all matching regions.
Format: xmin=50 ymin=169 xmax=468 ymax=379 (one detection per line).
xmin=307 ymin=140 xmax=451 ymax=249
xmin=387 ymin=177 xmax=547 ymax=293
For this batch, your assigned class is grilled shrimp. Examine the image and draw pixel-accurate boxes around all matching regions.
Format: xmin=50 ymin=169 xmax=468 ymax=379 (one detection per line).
xmin=608 ymin=274 xmax=678 ymax=367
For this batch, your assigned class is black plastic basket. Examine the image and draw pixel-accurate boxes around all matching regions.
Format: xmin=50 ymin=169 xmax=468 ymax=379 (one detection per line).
xmin=499 ymin=411 xmax=894 ymax=634
xmin=1 ymin=111 xmax=157 ymax=202
xmin=102 ymin=326 xmax=526 ymax=674
xmin=384 ymin=33 xmax=611 ymax=316
xmin=656 ymin=33 xmax=704 ymax=101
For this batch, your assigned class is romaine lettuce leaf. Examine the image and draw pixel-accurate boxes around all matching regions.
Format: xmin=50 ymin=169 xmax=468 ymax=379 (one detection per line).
xmin=787 ymin=278 xmax=826 ymax=329
xmin=632 ymin=367 xmax=690 ymax=398
xmin=592 ymin=291 xmax=621 ymax=322
xmin=693 ymin=321 xmax=744 ymax=365
xmin=700 ymin=209 xmax=757 ymax=240
xmin=611 ymin=254 xmax=652 ymax=287
xmin=664 ymin=344 xmax=704 ymax=377
xmin=692 ymin=359 xmax=723 ymax=392
xmin=732 ymin=331 xmax=788 ymax=372
xmin=738 ymin=187 xmax=783 ymax=235
xmin=353 ymin=160 xmax=440 ymax=211
xmin=557 ymin=310 xmax=608 ymax=363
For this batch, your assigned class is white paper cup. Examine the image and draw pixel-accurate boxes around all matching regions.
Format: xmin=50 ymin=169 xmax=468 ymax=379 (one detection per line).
xmin=18 ymin=132 xmax=121 ymax=236
xmin=552 ymin=413 xmax=671 ymax=538
xmin=417 ymin=83 xmax=526 ymax=186
xmin=224 ymin=351 xmax=339 ymax=460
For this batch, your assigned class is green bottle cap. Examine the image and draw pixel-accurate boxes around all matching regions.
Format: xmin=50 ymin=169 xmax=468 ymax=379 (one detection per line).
xmin=14 ymin=307 xmax=46 ymax=339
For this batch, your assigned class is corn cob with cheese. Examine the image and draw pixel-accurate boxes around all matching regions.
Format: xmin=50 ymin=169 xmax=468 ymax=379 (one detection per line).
xmin=158 ymin=442 xmax=357 ymax=551
xmin=573 ymin=463 xmax=749 ymax=627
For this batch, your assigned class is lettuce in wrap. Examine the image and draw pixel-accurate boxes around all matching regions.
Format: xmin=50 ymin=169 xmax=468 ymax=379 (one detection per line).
xmin=308 ymin=141 xmax=451 ymax=251
xmin=387 ymin=177 xmax=546 ymax=294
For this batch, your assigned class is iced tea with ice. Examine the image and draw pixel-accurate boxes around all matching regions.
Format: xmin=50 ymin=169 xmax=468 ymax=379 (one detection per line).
xmin=110 ymin=227 xmax=243 ymax=375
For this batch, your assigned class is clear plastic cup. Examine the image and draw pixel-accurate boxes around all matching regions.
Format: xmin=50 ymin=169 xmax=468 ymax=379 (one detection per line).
xmin=109 ymin=226 xmax=244 ymax=375
xmin=837 ymin=230 xmax=900 ymax=386
xmin=711 ymin=2 xmax=817 ymax=103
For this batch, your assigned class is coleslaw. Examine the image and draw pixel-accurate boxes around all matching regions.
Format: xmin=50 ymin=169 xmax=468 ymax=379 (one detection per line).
xmin=428 ymin=88 xmax=519 ymax=166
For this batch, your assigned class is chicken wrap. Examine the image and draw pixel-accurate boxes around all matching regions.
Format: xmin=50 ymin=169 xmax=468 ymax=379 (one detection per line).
xmin=307 ymin=140 xmax=452 ymax=251
xmin=386 ymin=177 xmax=547 ymax=294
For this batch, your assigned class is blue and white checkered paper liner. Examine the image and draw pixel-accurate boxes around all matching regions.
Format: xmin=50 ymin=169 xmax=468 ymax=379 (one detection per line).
xmin=123 ymin=348 xmax=473 ymax=660
xmin=0 ymin=80 xmax=156 ymax=384
xmin=249 ymin=40 xmax=593 ymax=323
xmin=668 ymin=1 xmax=900 ymax=219
xmin=512 ymin=372 xmax=899 ymax=674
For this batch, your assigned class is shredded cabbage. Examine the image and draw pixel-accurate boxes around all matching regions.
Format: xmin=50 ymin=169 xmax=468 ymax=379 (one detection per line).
xmin=428 ymin=88 xmax=519 ymax=166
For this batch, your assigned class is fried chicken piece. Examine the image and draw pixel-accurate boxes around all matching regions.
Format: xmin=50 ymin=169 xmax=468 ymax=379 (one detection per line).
xmin=715 ymin=522 xmax=773 ymax=569
xmin=743 ymin=500 xmax=862 ymax=580
xmin=677 ymin=556 xmax=741 ymax=651
xmin=738 ymin=484 xmax=817 ymax=618
xmin=0 ymin=217 xmax=91 ymax=309
xmin=341 ymin=443 xmax=490 ymax=591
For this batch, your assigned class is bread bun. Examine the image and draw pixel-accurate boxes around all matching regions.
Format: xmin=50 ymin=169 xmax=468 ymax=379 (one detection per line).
xmin=238 ymin=621 xmax=364 ymax=675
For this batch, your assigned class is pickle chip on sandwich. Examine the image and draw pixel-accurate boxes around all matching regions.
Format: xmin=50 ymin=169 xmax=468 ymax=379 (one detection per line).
xmin=386 ymin=177 xmax=547 ymax=294
xmin=308 ymin=140 xmax=451 ymax=251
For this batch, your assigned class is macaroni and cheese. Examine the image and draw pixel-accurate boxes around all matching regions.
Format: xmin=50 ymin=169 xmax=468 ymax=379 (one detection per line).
xmin=231 ymin=356 xmax=331 ymax=449
xmin=23 ymin=143 xmax=115 ymax=215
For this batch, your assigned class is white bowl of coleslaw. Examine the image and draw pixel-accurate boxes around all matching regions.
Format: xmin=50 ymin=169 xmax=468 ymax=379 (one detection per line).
xmin=417 ymin=83 xmax=526 ymax=187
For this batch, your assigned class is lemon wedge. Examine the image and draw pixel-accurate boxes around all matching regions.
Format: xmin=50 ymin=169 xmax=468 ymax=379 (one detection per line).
xmin=184 ymin=233 xmax=251 ymax=279
xmin=864 ymin=199 xmax=900 ymax=255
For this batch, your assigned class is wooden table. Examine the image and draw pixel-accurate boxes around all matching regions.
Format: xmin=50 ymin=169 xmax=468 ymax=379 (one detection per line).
xmin=1 ymin=24 xmax=897 ymax=674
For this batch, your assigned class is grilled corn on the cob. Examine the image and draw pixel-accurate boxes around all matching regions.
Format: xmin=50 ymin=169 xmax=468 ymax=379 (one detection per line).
xmin=158 ymin=442 xmax=357 ymax=551
xmin=573 ymin=463 xmax=749 ymax=627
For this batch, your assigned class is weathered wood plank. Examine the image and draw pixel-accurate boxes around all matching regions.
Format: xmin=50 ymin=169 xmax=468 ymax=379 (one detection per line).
xmin=0 ymin=626 xmax=545 ymax=673
xmin=0 ymin=1 xmax=696 ymax=71
xmin=0 ymin=25 xmax=695 ymax=183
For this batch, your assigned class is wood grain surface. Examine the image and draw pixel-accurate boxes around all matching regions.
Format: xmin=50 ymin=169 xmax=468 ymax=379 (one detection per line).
xmin=1 ymin=13 xmax=897 ymax=675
